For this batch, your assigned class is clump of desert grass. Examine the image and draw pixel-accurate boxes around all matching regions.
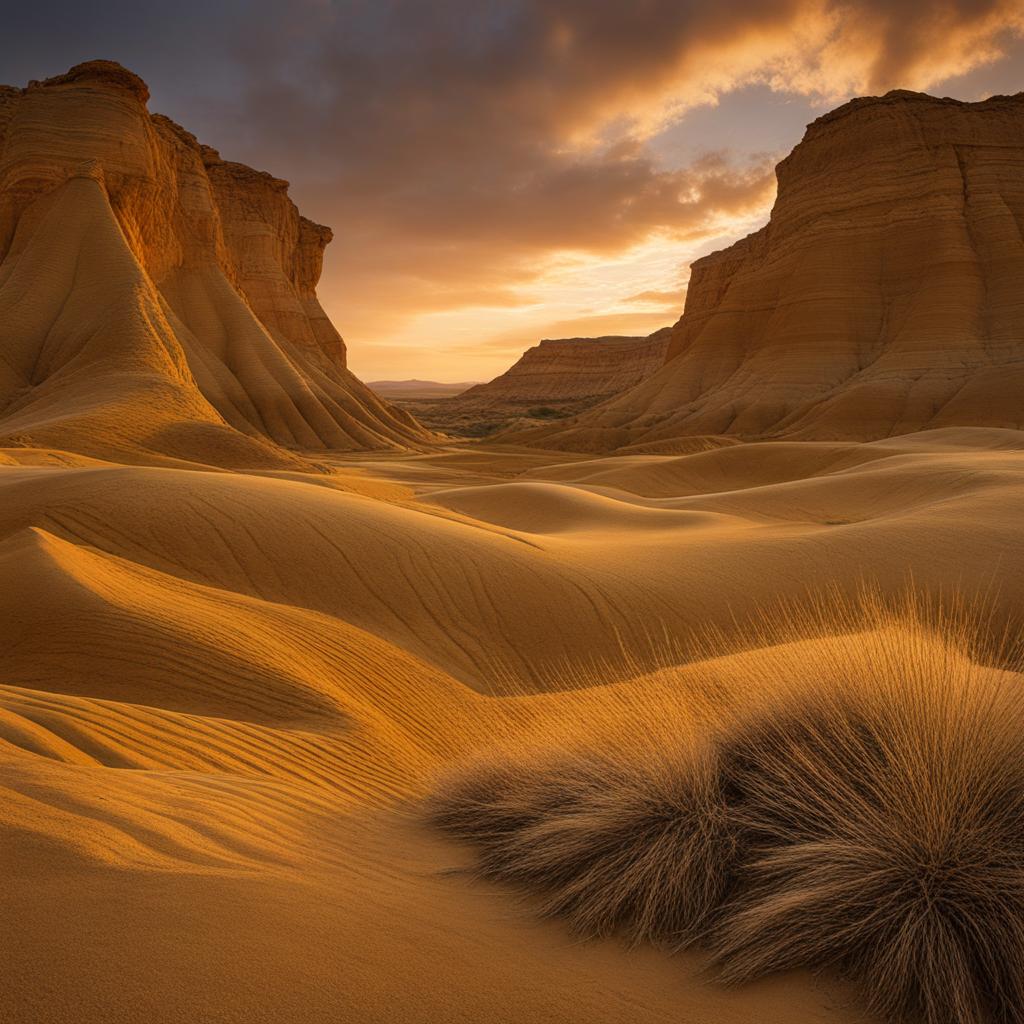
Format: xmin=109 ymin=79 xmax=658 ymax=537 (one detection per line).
xmin=427 ymin=591 xmax=1024 ymax=1024
xmin=431 ymin=739 xmax=734 ymax=946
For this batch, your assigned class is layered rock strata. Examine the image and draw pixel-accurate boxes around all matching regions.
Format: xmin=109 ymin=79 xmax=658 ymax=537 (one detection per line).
xmin=517 ymin=91 xmax=1024 ymax=452
xmin=413 ymin=331 xmax=670 ymax=435
xmin=0 ymin=61 xmax=430 ymax=466
xmin=454 ymin=331 xmax=671 ymax=409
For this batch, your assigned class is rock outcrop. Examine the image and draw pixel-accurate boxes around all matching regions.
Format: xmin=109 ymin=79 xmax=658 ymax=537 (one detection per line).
xmin=516 ymin=91 xmax=1024 ymax=453
xmin=414 ymin=331 xmax=670 ymax=435
xmin=0 ymin=61 xmax=431 ymax=466
xmin=456 ymin=331 xmax=672 ymax=409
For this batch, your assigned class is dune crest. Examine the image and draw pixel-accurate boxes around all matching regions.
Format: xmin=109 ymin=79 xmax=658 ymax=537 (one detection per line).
xmin=0 ymin=61 xmax=431 ymax=465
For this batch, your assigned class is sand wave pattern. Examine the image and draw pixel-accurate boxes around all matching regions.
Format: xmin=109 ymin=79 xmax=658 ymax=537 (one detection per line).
xmin=3 ymin=430 xmax=1024 ymax=1023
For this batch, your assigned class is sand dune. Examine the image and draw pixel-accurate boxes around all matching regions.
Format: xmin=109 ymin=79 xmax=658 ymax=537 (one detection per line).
xmin=3 ymin=424 xmax=1023 ymax=1022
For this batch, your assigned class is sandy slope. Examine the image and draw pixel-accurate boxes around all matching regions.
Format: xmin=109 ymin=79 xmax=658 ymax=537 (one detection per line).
xmin=4 ymin=429 xmax=1024 ymax=1022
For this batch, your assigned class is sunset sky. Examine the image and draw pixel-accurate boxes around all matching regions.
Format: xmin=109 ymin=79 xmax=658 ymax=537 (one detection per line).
xmin=4 ymin=1 xmax=1024 ymax=381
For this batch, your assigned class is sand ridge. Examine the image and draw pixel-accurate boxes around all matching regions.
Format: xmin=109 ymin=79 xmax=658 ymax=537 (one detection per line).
xmin=4 ymin=426 xmax=1023 ymax=1022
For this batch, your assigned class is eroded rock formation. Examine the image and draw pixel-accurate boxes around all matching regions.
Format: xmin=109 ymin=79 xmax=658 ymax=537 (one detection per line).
xmin=518 ymin=90 xmax=1024 ymax=453
xmin=414 ymin=331 xmax=670 ymax=435
xmin=457 ymin=332 xmax=671 ymax=409
xmin=0 ymin=61 xmax=431 ymax=466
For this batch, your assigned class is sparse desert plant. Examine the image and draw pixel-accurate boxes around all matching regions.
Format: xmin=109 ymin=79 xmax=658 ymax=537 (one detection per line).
xmin=430 ymin=739 xmax=734 ymax=945
xmin=712 ymin=624 xmax=1024 ymax=1024
xmin=428 ymin=593 xmax=1024 ymax=1024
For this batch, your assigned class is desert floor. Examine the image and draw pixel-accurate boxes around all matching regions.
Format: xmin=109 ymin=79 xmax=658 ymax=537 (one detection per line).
xmin=5 ymin=427 xmax=1024 ymax=1023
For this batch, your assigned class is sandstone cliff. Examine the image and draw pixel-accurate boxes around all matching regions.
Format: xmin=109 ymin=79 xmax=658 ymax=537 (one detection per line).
xmin=411 ymin=331 xmax=670 ymax=435
xmin=516 ymin=90 xmax=1024 ymax=453
xmin=0 ymin=61 xmax=431 ymax=466
xmin=455 ymin=331 xmax=671 ymax=409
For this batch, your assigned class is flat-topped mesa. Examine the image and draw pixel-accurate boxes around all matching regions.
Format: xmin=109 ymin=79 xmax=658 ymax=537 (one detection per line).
xmin=515 ymin=90 xmax=1024 ymax=453
xmin=34 ymin=58 xmax=151 ymax=102
xmin=454 ymin=331 xmax=672 ymax=411
xmin=406 ymin=329 xmax=672 ymax=437
xmin=0 ymin=60 xmax=432 ymax=465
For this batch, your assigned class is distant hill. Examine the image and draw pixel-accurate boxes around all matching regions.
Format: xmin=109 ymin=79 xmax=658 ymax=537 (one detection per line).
xmin=368 ymin=380 xmax=480 ymax=399
xmin=451 ymin=332 xmax=672 ymax=409
xmin=407 ymin=332 xmax=671 ymax=436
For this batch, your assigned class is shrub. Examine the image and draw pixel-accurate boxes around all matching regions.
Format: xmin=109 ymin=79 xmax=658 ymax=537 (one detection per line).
xmin=430 ymin=741 xmax=734 ymax=946
xmin=428 ymin=596 xmax=1024 ymax=1024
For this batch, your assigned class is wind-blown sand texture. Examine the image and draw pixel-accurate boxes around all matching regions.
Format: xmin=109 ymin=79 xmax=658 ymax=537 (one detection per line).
xmin=4 ymin=427 xmax=1024 ymax=1023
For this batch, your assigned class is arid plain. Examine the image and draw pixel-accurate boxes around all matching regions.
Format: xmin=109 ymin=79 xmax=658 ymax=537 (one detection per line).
xmin=4 ymin=61 xmax=1024 ymax=1024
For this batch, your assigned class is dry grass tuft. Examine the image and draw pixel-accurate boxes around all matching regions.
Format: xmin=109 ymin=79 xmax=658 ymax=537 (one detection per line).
xmin=431 ymin=743 xmax=734 ymax=945
xmin=427 ymin=592 xmax=1024 ymax=1024
xmin=715 ymin=659 xmax=1024 ymax=1024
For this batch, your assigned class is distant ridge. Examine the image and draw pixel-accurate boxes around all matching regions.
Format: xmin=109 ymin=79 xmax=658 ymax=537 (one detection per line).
xmin=369 ymin=380 xmax=480 ymax=398
xmin=453 ymin=332 xmax=672 ymax=410
xmin=410 ymin=330 xmax=671 ymax=435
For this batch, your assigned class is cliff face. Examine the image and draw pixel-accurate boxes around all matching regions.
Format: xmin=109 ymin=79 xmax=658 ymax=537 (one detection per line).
xmin=453 ymin=331 xmax=672 ymax=410
xmin=0 ymin=61 xmax=430 ymax=466
xmin=402 ymin=330 xmax=671 ymax=437
xmin=518 ymin=90 xmax=1024 ymax=453
xmin=200 ymin=148 xmax=347 ymax=372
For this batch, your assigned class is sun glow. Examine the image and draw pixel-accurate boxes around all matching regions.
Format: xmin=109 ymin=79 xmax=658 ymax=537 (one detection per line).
xmin=340 ymin=202 xmax=775 ymax=380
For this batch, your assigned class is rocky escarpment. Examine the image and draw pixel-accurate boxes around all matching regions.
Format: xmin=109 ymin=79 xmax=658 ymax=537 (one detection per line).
xmin=412 ymin=331 xmax=670 ymax=436
xmin=199 ymin=148 xmax=346 ymax=373
xmin=515 ymin=90 xmax=1024 ymax=453
xmin=457 ymin=331 xmax=672 ymax=408
xmin=0 ymin=60 xmax=431 ymax=466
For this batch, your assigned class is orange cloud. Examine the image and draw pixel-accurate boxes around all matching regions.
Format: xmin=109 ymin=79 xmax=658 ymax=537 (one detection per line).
xmin=623 ymin=289 xmax=686 ymax=308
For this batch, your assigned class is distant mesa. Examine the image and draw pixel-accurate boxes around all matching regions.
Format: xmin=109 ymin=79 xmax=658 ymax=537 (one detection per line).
xmin=411 ymin=331 xmax=671 ymax=436
xmin=513 ymin=90 xmax=1024 ymax=453
xmin=0 ymin=60 xmax=434 ymax=467
xmin=368 ymin=379 xmax=480 ymax=399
